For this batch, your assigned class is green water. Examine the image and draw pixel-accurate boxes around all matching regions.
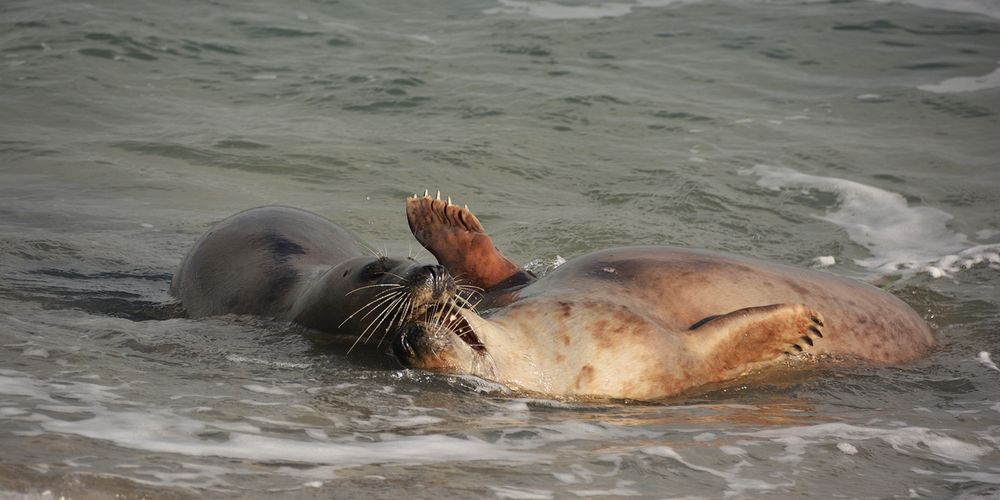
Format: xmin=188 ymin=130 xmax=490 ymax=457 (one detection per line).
xmin=1 ymin=0 xmax=999 ymax=497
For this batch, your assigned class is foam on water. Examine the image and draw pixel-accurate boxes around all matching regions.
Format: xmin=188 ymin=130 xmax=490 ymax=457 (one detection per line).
xmin=978 ymin=352 xmax=1000 ymax=372
xmin=743 ymin=165 xmax=1000 ymax=277
xmin=2 ymin=0 xmax=999 ymax=496
xmin=485 ymin=0 xmax=634 ymax=19
xmin=874 ymin=0 xmax=1000 ymax=21
xmin=486 ymin=0 xmax=1000 ymax=21
xmin=483 ymin=0 xmax=698 ymax=19
xmin=0 ymin=368 xmax=542 ymax=488
xmin=739 ymin=422 xmax=991 ymax=465
xmin=242 ymin=384 xmax=295 ymax=396
xmin=490 ymin=486 xmax=554 ymax=499
xmin=641 ymin=445 xmax=793 ymax=496
xmin=38 ymin=410 xmax=538 ymax=467
xmin=919 ymin=62 xmax=1000 ymax=94
xmin=525 ymin=255 xmax=567 ymax=276
xmin=225 ymin=354 xmax=312 ymax=369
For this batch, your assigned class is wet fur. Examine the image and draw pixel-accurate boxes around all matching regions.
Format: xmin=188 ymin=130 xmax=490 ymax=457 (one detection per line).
xmin=171 ymin=206 xmax=453 ymax=355
xmin=399 ymin=196 xmax=936 ymax=400
xmin=171 ymin=206 xmax=364 ymax=318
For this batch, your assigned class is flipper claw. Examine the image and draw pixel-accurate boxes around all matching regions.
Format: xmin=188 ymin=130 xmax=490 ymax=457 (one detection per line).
xmin=406 ymin=194 xmax=521 ymax=290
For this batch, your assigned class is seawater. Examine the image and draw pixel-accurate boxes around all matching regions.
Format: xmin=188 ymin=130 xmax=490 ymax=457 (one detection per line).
xmin=1 ymin=0 xmax=999 ymax=498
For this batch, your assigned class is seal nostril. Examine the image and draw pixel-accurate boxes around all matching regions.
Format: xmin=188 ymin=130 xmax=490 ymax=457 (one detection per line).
xmin=421 ymin=265 xmax=452 ymax=298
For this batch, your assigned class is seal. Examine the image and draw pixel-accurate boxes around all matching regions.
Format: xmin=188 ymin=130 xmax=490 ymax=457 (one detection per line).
xmin=170 ymin=206 xmax=463 ymax=356
xmin=393 ymin=195 xmax=936 ymax=400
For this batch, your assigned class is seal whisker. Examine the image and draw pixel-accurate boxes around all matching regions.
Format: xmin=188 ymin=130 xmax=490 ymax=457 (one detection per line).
xmin=343 ymin=297 xmax=401 ymax=335
xmin=453 ymin=295 xmax=475 ymax=311
xmin=355 ymin=240 xmax=382 ymax=259
xmin=356 ymin=288 xmax=406 ymax=313
xmin=346 ymin=283 xmax=404 ymax=295
xmin=360 ymin=294 xmax=405 ymax=346
xmin=338 ymin=290 xmax=405 ymax=328
xmin=348 ymin=293 xmax=403 ymax=353
xmin=427 ymin=301 xmax=445 ymax=331
xmin=351 ymin=292 xmax=408 ymax=352
xmin=387 ymin=295 xmax=415 ymax=341
xmin=338 ymin=290 xmax=403 ymax=328
xmin=377 ymin=293 xmax=414 ymax=348
xmin=379 ymin=271 xmax=408 ymax=282
xmin=454 ymin=279 xmax=484 ymax=293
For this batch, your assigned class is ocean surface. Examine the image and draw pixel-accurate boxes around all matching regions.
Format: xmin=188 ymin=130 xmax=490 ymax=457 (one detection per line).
xmin=2 ymin=0 xmax=999 ymax=497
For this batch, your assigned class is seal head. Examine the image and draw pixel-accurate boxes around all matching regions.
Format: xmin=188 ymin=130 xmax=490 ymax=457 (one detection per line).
xmin=292 ymin=256 xmax=458 ymax=349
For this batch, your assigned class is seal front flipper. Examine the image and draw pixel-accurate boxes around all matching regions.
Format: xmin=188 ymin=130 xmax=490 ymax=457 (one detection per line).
xmin=684 ymin=303 xmax=825 ymax=381
xmin=406 ymin=193 xmax=525 ymax=290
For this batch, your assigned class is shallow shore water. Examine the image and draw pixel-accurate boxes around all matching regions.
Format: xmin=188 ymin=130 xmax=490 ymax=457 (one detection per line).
xmin=2 ymin=0 xmax=999 ymax=497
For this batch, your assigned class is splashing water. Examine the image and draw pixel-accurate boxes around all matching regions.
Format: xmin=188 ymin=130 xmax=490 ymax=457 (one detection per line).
xmin=743 ymin=165 xmax=1000 ymax=277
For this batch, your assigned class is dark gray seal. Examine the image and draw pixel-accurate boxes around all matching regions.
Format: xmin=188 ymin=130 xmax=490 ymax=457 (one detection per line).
xmin=171 ymin=206 xmax=457 ymax=353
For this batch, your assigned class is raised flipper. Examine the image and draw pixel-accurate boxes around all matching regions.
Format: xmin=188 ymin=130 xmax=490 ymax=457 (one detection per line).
xmin=684 ymin=304 xmax=825 ymax=381
xmin=406 ymin=193 xmax=524 ymax=290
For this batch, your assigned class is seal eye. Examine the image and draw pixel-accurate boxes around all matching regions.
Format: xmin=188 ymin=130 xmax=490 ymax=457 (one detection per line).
xmin=342 ymin=269 xmax=350 ymax=277
xmin=362 ymin=261 xmax=385 ymax=278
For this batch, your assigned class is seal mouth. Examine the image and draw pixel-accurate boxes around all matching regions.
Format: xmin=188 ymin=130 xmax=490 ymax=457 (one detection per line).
xmin=418 ymin=302 xmax=485 ymax=352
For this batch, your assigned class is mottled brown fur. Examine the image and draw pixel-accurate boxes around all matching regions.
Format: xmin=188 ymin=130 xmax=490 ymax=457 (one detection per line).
xmin=397 ymin=197 xmax=936 ymax=400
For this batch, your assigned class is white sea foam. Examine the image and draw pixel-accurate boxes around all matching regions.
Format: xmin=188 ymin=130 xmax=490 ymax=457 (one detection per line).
xmin=0 ymin=369 xmax=124 ymax=406
xmin=226 ymin=354 xmax=311 ymax=369
xmin=1 ymin=370 xmax=541 ymax=476
xmin=641 ymin=445 xmax=793 ymax=495
xmin=693 ymin=432 xmax=717 ymax=442
xmin=919 ymin=59 xmax=1000 ymax=93
xmin=743 ymin=165 xmax=1000 ymax=278
xmin=570 ymin=480 xmax=642 ymax=497
xmin=22 ymin=347 xmax=49 ymax=358
xmin=490 ymin=485 xmax=554 ymax=499
xmin=525 ymin=255 xmax=566 ymax=276
xmin=976 ymin=229 xmax=1000 ymax=240
xmin=242 ymin=384 xmax=294 ymax=396
xmin=484 ymin=0 xmax=698 ymax=19
xmin=872 ymin=0 xmax=1000 ymax=21
xmin=739 ymin=422 xmax=990 ymax=465
xmin=482 ymin=0 xmax=1000 ymax=21
xmin=815 ymin=255 xmax=836 ymax=267
xmin=838 ymin=442 xmax=859 ymax=455
xmin=484 ymin=0 xmax=633 ymax=19
xmin=978 ymin=351 xmax=1000 ymax=372
xmin=37 ymin=408 xmax=540 ymax=466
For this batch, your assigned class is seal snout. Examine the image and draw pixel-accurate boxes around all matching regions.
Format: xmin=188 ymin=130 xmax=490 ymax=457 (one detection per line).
xmin=411 ymin=264 xmax=456 ymax=302
xmin=392 ymin=322 xmax=421 ymax=366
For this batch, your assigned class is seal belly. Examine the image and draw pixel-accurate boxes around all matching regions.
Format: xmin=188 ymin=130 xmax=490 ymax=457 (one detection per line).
xmin=527 ymin=246 xmax=934 ymax=364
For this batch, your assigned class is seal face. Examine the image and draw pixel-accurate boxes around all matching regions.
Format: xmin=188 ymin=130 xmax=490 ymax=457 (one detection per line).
xmin=291 ymin=255 xmax=458 ymax=350
xmin=171 ymin=206 xmax=460 ymax=355
xmin=395 ymin=194 xmax=936 ymax=401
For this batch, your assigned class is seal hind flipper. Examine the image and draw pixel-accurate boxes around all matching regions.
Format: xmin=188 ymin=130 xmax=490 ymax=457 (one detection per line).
xmin=685 ymin=304 xmax=825 ymax=378
xmin=406 ymin=194 xmax=522 ymax=290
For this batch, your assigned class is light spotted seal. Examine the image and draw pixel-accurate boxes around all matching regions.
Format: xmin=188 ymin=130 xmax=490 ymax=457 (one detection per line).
xmin=170 ymin=206 xmax=461 ymax=357
xmin=392 ymin=195 xmax=936 ymax=400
